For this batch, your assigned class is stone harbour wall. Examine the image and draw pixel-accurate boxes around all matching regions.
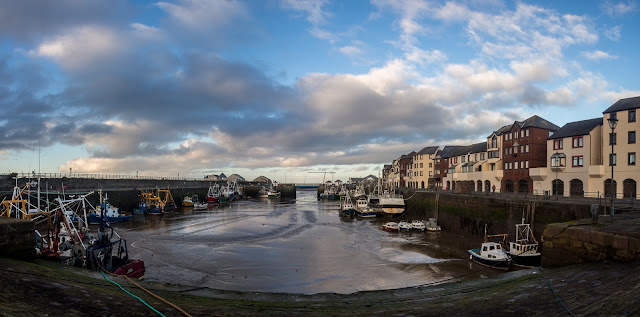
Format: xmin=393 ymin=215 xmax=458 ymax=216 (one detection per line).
xmin=0 ymin=218 xmax=35 ymax=260
xmin=541 ymin=216 xmax=640 ymax=267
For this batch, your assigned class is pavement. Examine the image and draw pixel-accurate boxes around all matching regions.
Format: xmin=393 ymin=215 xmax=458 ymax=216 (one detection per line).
xmin=1 ymin=257 xmax=639 ymax=316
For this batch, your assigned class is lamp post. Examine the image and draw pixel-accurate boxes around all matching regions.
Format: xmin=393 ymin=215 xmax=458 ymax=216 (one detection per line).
xmin=608 ymin=116 xmax=618 ymax=220
xmin=550 ymin=152 xmax=566 ymax=200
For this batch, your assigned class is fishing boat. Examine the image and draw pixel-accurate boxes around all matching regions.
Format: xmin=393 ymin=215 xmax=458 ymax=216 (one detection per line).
xmin=339 ymin=194 xmax=356 ymax=217
xmin=507 ymin=220 xmax=541 ymax=268
xmin=258 ymin=182 xmax=281 ymax=198
xmin=35 ymin=193 xmax=145 ymax=279
xmin=354 ymin=197 xmax=377 ymax=218
xmin=398 ymin=220 xmax=411 ymax=231
xmin=206 ymin=184 xmax=220 ymax=203
xmin=377 ymin=191 xmax=405 ymax=215
xmin=411 ymin=220 xmax=425 ymax=231
xmin=193 ymin=201 xmax=208 ymax=211
xmin=468 ymin=226 xmax=511 ymax=270
xmin=382 ymin=222 xmax=399 ymax=232
xmin=89 ymin=190 xmax=131 ymax=224
xmin=424 ymin=218 xmax=442 ymax=231
xmin=182 ymin=195 xmax=195 ymax=207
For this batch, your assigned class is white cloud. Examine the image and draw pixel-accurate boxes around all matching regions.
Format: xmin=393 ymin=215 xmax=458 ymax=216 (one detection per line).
xmin=601 ymin=0 xmax=638 ymax=17
xmin=30 ymin=25 xmax=124 ymax=70
xmin=280 ymin=0 xmax=331 ymax=25
xmin=604 ymin=25 xmax=622 ymax=41
xmin=339 ymin=44 xmax=363 ymax=57
xmin=582 ymin=50 xmax=618 ymax=60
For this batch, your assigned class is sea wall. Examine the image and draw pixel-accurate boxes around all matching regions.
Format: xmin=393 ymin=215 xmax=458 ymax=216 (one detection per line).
xmin=403 ymin=191 xmax=596 ymax=242
xmin=0 ymin=218 xmax=35 ymax=260
xmin=541 ymin=216 xmax=640 ymax=267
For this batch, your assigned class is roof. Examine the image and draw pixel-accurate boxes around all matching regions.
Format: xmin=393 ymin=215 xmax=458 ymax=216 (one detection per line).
xmin=417 ymin=146 xmax=439 ymax=155
xmin=383 ymin=165 xmax=392 ymax=169
xmin=517 ymin=115 xmax=560 ymax=131
xmin=488 ymin=124 xmax=512 ymax=138
xmin=603 ymin=96 xmax=640 ymax=114
xmin=435 ymin=146 xmax=463 ymax=158
xmin=549 ymin=118 xmax=603 ymax=140
xmin=452 ymin=142 xmax=487 ymax=157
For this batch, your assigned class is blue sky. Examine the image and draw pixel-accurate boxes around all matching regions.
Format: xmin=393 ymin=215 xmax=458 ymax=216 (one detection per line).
xmin=1 ymin=0 xmax=639 ymax=183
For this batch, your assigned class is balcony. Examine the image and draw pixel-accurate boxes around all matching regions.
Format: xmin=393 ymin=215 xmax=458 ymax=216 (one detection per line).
xmin=589 ymin=165 xmax=605 ymax=178
xmin=529 ymin=168 xmax=548 ymax=181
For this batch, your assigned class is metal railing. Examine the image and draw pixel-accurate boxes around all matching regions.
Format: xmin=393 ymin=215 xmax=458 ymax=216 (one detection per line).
xmin=1 ymin=172 xmax=227 ymax=182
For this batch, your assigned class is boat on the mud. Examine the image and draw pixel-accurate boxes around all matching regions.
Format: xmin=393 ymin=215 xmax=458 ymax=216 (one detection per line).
xmin=424 ymin=218 xmax=442 ymax=231
xmin=507 ymin=220 xmax=541 ymax=268
xmin=34 ymin=192 xmax=145 ymax=279
xmin=182 ymin=195 xmax=195 ymax=207
xmin=193 ymin=201 xmax=208 ymax=211
xmin=382 ymin=222 xmax=399 ymax=232
xmin=207 ymin=184 xmax=220 ymax=203
xmin=258 ymin=182 xmax=281 ymax=198
xmin=354 ymin=197 xmax=377 ymax=218
xmin=398 ymin=220 xmax=411 ymax=231
xmin=89 ymin=191 xmax=132 ymax=224
xmin=468 ymin=226 xmax=511 ymax=270
xmin=134 ymin=187 xmax=175 ymax=215
xmin=411 ymin=220 xmax=425 ymax=231
xmin=339 ymin=194 xmax=356 ymax=217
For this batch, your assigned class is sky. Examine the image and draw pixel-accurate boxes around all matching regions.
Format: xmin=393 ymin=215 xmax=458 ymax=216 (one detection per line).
xmin=1 ymin=0 xmax=639 ymax=184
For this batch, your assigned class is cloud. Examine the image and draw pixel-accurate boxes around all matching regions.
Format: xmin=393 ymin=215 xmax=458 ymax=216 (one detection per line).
xmin=280 ymin=0 xmax=332 ymax=25
xmin=156 ymin=0 xmax=248 ymax=30
xmin=582 ymin=50 xmax=618 ymax=60
xmin=604 ymin=25 xmax=622 ymax=41
xmin=601 ymin=0 xmax=638 ymax=17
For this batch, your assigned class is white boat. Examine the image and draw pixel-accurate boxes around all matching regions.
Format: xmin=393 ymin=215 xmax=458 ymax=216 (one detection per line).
xmin=468 ymin=242 xmax=511 ymax=270
xmin=193 ymin=202 xmax=208 ymax=211
xmin=378 ymin=191 xmax=405 ymax=215
xmin=354 ymin=197 xmax=376 ymax=218
xmin=339 ymin=194 xmax=356 ymax=217
xmin=382 ymin=222 xmax=399 ymax=232
xmin=424 ymin=218 xmax=441 ymax=231
xmin=507 ymin=220 xmax=541 ymax=267
xmin=411 ymin=220 xmax=425 ymax=231
xmin=398 ymin=220 xmax=411 ymax=231
xmin=258 ymin=182 xmax=281 ymax=198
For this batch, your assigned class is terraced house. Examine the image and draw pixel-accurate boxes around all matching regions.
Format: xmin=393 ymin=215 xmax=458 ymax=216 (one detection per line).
xmin=382 ymin=97 xmax=640 ymax=199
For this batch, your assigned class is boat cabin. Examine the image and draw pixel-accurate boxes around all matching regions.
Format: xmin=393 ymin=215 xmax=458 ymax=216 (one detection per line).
xmin=480 ymin=242 xmax=509 ymax=260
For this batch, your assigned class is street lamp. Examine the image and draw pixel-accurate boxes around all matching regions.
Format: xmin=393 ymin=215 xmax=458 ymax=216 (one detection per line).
xmin=550 ymin=152 xmax=566 ymax=200
xmin=608 ymin=116 xmax=618 ymax=220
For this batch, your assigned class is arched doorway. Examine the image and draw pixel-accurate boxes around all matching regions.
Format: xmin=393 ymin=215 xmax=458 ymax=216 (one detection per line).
xmin=505 ymin=180 xmax=514 ymax=193
xmin=477 ymin=180 xmax=482 ymax=192
xmin=623 ymin=179 xmax=637 ymax=198
xmin=446 ymin=181 xmax=451 ymax=190
xmin=552 ymin=179 xmax=564 ymax=197
xmin=518 ymin=179 xmax=529 ymax=193
xmin=484 ymin=180 xmax=491 ymax=193
xmin=421 ymin=181 xmax=425 ymax=189
xmin=604 ymin=179 xmax=617 ymax=199
xmin=569 ymin=179 xmax=584 ymax=197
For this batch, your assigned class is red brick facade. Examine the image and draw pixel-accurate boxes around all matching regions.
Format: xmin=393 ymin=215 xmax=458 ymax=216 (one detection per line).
xmin=501 ymin=126 xmax=553 ymax=193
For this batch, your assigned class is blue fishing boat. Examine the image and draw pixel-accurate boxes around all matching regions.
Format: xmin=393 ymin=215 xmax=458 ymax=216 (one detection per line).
xmin=89 ymin=191 xmax=132 ymax=223
xmin=468 ymin=242 xmax=511 ymax=270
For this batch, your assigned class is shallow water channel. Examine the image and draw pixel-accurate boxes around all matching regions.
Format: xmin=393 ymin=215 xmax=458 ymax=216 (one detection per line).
xmin=114 ymin=189 xmax=503 ymax=294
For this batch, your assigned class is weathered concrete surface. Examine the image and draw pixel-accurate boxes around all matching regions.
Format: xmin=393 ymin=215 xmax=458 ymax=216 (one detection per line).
xmin=1 ymin=257 xmax=639 ymax=316
xmin=0 ymin=218 xmax=34 ymax=260
xmin=542 ymin=213 xmax=640 ymax=267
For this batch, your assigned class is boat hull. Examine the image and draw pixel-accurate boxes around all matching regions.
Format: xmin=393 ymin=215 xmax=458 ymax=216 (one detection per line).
xmin=340 ymin=208 xmax=355 ymax=217
xmin=88 ymin=213 xmax=132 ymax=224
xmin=508 ymin=252 xmax=541 ymax=268
xmin=468 ymin=249 xmax=511 ymax=270
xmin=113 ymin=259 xmax=145 ymax=279
xmin=355 ymin=210 xmax=377 ymax=218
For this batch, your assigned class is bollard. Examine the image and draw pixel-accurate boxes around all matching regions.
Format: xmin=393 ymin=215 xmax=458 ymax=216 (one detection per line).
xmin=590 ymin=204 xmax=599 ymax=224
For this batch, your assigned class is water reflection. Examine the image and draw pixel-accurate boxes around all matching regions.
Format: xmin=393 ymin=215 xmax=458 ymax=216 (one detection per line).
xmin=116 ymin=189 xmax=501 ymax=294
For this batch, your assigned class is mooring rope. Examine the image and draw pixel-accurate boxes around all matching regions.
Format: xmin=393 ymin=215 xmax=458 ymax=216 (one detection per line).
xmin=539 ymin=267 xmax=576 ymax=317
xmin=100 ymin=270 xmax=166 ymax=316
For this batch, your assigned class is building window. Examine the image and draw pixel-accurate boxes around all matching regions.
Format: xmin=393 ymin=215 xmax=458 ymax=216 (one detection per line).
xmin=526 ymin=129 xmax=529 ymax=137
xmin=525 ymin=160 xmax=529 ymax=168
xmin=573 ymin=136 xmax=583 ymax=148
xmin=525 ymin=144 xmax=529 ymax=153
xmin=428 ymin=171 xmax=432 ymax=176
xmin=420 ymin=155 xmax=423 ymax=160
xmin=630 ymin=110 xmax=636 ymax=123
xmin=491 ymin=136 xmax=497 ymax=148
xmin=514 ymin=162 xmax=519 ymax=169
xmin=610 ymin=153 xmax=617 ymax=166
xmin=429 ymin=162 xmax=432 ymax=168
xmin=553 ymin=139 xmax=563 ymax=150
xmin=629 ymin=131 xmax=636 ymax=144
xmin=610 ymin=132 xmax=617 ymax=145
xmin=572 ymin=156 xmax=584 ymax=167
xmin=480 ymin=153 xmax=485 ymax=160
xmin=420 ymin=171 xmax=423 ymax=176
xmin=630 ymin=152 xmax=636 ymax=165
xmin=520 ymin=130 xmax=524 ymax=138
xmin=420 ymin=163 xmax=423 ymax=168
xmin=610 ymin=112 xmax=617 ymax=120
xmin=514 ymin=131 xmax=518 ymax=139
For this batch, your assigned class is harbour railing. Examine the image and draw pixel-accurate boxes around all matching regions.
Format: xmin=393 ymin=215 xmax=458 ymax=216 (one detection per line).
xmin=1 ymin=172 xmax=214 ymax=182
